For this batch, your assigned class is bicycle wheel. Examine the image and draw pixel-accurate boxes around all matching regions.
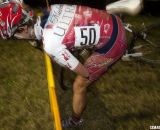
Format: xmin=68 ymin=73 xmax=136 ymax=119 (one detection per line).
xmin=133 ymin=22 xmax=160 ymax=64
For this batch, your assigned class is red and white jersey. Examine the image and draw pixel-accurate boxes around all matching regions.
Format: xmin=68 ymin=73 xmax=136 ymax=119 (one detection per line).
xmin=43 ymin=4 xmax=116 ymax=70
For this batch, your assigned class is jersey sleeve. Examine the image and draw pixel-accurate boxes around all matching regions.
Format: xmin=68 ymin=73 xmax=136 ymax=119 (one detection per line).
xmin=43 ymin=29 xmax=79 ymax=70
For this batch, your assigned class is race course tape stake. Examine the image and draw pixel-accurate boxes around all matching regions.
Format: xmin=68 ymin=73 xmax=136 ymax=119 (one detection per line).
xmin=44 ymin=53 xmax=62 ymax=130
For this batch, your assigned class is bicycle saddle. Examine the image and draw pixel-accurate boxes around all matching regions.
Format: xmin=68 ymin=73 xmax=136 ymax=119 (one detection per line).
xmin=106 ymin=0 xmax=143 ymax=16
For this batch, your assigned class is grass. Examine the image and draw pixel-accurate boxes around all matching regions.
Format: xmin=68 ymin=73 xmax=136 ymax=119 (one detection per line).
xmin=0 ymin=40 xmax=53 ymax=130
xmin=0 ymin=15 xmax=160 ymax=130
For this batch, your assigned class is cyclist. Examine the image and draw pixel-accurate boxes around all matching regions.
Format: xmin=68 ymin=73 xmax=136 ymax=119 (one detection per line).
xmin=8 ymin=4 xmax=127 ymax=128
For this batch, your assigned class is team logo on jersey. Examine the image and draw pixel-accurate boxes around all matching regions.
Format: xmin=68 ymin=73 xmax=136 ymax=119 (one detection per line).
xmin=52 ymin=5 xmax=76 ymax=42
xmin=104 ymin=24 xmax=110 ymax=34
xmin=48 ymin=5 xmax=63 ymax=24
xmin=62 ymin=51 xmax=70 ymax=61
xmin=0 ymin=18 xmax=5 ymax=27
xmin=83 ymin=10 xmax=92 ymax=18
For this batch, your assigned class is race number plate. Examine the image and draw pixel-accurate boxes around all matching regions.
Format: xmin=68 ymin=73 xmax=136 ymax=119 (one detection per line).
xmin=74 ymin=24 xmax=100 ymax=47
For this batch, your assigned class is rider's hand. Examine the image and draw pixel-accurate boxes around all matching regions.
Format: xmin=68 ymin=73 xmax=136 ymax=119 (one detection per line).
xmin=73 ymin=63 xmax=89 ymax=79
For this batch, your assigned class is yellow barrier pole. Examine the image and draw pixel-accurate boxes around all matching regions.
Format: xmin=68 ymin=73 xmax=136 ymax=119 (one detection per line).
xmin=44 ymin=53 xmax=62 ymax=130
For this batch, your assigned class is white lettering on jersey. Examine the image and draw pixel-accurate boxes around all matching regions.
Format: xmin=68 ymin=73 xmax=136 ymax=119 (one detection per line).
xmin=74 ymin=24 xmax=100 ymax=47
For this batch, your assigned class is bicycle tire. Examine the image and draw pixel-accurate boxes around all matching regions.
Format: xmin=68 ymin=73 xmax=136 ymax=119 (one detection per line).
xmin=132 ymin=23 xmax=160 ymax=64
xmin=123 ymin=20 xmax=160 ymax=64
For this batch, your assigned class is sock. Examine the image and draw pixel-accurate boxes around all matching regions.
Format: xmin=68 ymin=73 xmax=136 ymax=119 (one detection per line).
xmin=71 ymin=114 xmax=81 ymax=123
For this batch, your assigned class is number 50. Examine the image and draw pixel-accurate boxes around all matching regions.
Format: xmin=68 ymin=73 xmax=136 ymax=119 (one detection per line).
xmin=80 ymin=28 xmax=96 ymax=46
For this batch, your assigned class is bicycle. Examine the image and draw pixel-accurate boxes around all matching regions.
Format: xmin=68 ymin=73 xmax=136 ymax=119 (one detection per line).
xmin=106 ymin=0 xmax=160 ymax=64
xmin=122 ymin=18 xmax=160 ymax=64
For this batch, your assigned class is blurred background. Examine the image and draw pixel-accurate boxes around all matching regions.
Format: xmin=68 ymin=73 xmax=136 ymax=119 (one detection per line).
xmin=23 ymin=0 xmax=160 ymax=15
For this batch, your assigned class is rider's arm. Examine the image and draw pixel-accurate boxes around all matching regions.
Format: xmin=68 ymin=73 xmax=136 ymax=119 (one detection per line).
xmin=44 ymin=40 xmax=89 ymax=78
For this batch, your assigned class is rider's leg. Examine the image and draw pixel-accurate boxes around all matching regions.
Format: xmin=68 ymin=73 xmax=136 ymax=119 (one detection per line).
xmin=71 ymin=14 xmax=127 ymax=121
xmin=62 ymin=15 xmax=127 ymax=128
xmin=62 ymin=75 xmax=90 ymax=128
xmin=72 ymin=75 xmax=91 ymax=119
